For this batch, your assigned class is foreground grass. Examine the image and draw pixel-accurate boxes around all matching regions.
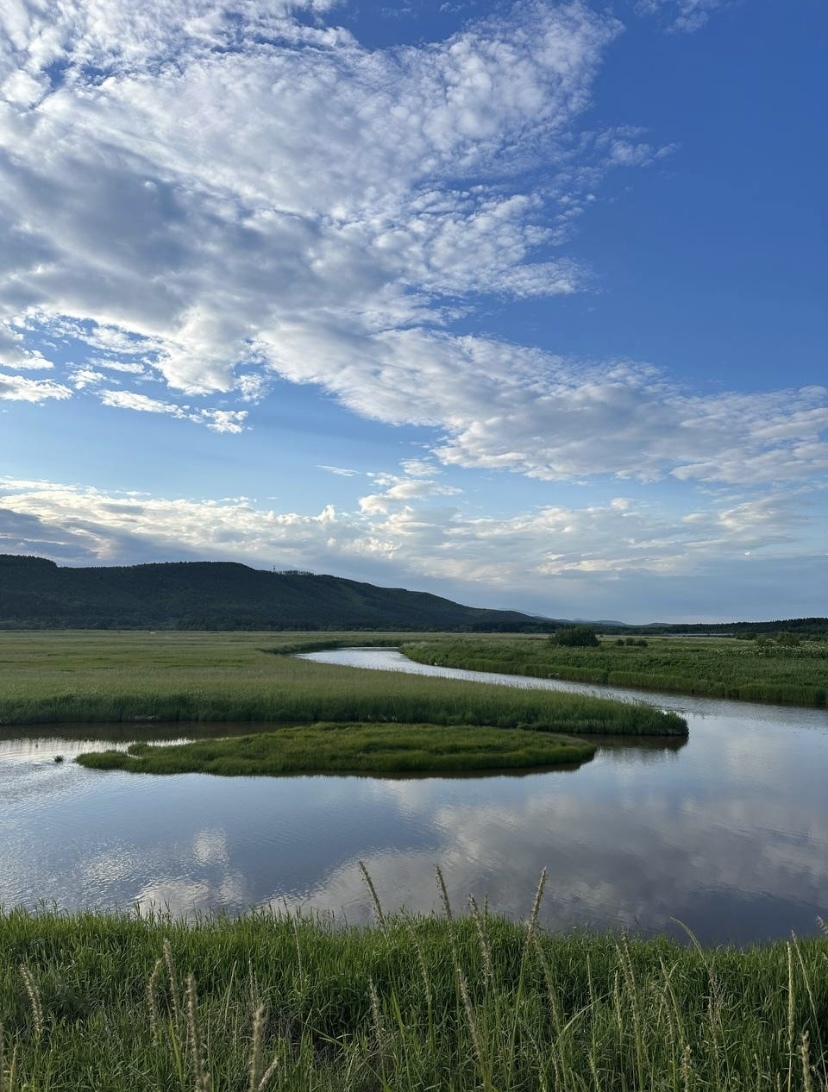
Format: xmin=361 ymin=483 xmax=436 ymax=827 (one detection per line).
xmin=0 ymin=631 xmax=686 ymax=735
xmin=76 ymin=721 xmax=597 ymax=776
xmin=402 ymin=635 xmax=828 ymax=707
xmin=2 ymin=892 xmax=827 ymax=1091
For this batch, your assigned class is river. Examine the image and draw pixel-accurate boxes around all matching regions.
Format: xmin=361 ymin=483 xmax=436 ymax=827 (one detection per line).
xmin=2 ymin=646 xmax=827 ymax=944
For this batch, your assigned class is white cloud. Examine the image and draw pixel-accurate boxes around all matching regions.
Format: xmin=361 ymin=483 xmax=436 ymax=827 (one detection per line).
xmin=0 ymin=1 xmax=628 ymax=410
xmin=267 ymin=325 xmax=828 ymax=486
xmin=2 ymin=475 xmax=824 ymax=621
xmin=90 ymin=359 xmax=148 ymax=375
xmin=70 ymin=366 xmax=106 ymax=389
xmin=360 ymin=467 xmax=462 ymax=515
xmin=1 ymin=0 xmax=824 ymax=599
xmin=319 ymin=465 xmax=361 ymax=477
xmin=0 ymin=323 xmax=53 ymax=369
xmin=99 ymin=390 xmax=183 ymax=416
xmin=98 ymin=389 xmax=247 ymax=432
xmin=400 ymin=459 xmax=439 ymax=478
xmin=0 ymin=374 xmax=72 ymax=402
xmin=1 ymin=0 xmax=341 ymax=95
xmin=195 ymin=408 xmax=247 ymax=434
xmin=632 ymin=0 xmax=734 ymax=33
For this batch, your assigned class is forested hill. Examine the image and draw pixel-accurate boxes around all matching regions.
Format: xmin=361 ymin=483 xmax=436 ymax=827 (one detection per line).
xmin=0 ymin=555 xmax=548 ymax=631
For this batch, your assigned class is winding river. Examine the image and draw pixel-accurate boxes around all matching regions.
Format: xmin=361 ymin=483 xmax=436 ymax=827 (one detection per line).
xmin=2 ymin=646 xmax=827 ymax=944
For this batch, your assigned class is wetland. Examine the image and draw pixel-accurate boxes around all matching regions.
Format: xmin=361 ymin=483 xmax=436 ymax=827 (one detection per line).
xmin=1 ymin=633 xmax=827 ymax=945
xmin=4 ymin=631 xmax=828 ymax=1090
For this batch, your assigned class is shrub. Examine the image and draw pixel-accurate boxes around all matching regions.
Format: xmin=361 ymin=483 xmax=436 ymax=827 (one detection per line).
xmin=550 ymin=625 xmax=599 ymax=648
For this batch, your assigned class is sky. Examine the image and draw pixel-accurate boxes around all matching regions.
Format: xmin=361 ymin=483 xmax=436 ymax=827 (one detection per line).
xmin=0 ymin=0 xmax=826 ymax=623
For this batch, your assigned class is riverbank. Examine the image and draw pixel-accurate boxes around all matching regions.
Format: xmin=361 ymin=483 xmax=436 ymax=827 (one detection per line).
xmin=401 ymin=635 xmax=828 ymax=707
xmin=76 ymin=722 xmax=597 ymax=776
xmin=0 ymin=631 xmax=686 ymax=736
xmin=2 ymin=899 xmax=826 ymax=1091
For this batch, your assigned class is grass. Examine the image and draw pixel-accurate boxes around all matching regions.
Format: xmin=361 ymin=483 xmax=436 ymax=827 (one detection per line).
xmin=0 ymin=630 xmax=686 ymax=735
xmin=1 ymin=881 xmax=827 ymax=1091
xmin=402 ymin=634 xmax=828 ymax=707
xmin=75 ymin=721 xmax=597 ymax=776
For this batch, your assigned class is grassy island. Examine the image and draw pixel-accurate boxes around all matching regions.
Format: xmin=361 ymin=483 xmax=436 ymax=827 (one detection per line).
xmin=402 ymin=634 xmax=828 ymax=707
xmin=1 ymin=900 xmax=827 ymax=1091
xmin=76 ymin=721 xmax=597 ymax=776
xmin=0 ymin=631 xmax=686 ymax=736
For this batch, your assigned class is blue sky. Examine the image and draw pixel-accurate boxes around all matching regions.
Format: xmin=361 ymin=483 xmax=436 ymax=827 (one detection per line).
xmin=1 ymin=0 xmax=825 ymax=622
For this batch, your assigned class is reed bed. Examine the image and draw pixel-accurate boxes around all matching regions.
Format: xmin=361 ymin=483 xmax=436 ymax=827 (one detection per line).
xmin=0 ymin=631 xmax=685 ymax=736
xmin=75 ymin=722 xmax=597 ymax=776
xmin=1 ymin=875 xmax=827 ymax=1091
xmin=403 ymin=636 xmax=828 ymax=708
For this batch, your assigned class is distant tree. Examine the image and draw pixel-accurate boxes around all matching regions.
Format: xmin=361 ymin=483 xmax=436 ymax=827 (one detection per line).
xmin=550 ymin=625 xmax=599 ymax=648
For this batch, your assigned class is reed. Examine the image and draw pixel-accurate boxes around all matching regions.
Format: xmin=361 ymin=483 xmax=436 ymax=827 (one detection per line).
xmin=0 ymin=631 xmax=686 ymax=735
xmin=402 ymin=635 xmax=828 ymax=708
xmin=1 ymin=890 xmax=827 ymax=1091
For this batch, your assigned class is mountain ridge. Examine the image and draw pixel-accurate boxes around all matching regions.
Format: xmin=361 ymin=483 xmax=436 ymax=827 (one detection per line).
xmin=0 ymin=554 xmax=552 ymax=631
xmin=2 ymin=556 xmax=825 ymax=634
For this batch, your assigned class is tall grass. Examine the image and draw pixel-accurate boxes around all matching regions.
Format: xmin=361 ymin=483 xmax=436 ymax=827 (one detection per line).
xmin=403 ymin=636 xmax=828 ymax=708
xmin=0 ymin=631 xmax=686 ymax=735
xmin=1 ymin=886 xmax=827 ymax=1091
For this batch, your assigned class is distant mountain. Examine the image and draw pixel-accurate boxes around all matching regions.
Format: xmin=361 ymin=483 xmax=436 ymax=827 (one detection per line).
xmin=568 ymin=618 xmax=630 ymax=628
xmin=0 ymin=555 xmax=555 ymax=631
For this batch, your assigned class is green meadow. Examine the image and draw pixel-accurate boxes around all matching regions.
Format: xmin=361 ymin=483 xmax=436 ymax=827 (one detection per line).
xmin=0 ymin=631 xmax=685 ymax=738
xmin=76 ymin=721 xmax=597 ymax=776
xmin=402 ymin=634 xmax=828 ymax=707
xmin=2 ymin=890 xmax=827 ymax=1091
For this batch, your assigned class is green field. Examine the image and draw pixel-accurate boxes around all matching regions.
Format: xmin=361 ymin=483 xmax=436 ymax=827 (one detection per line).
xmin=0 ymin=631 xmax=686 ymax=737
xmin=2 ymin=897 xmax=827 ymax=1091
xmin=402 ymin=634 xmax=828 ymax=707
xmin=76 ymin=721 xmax=597 ymax=776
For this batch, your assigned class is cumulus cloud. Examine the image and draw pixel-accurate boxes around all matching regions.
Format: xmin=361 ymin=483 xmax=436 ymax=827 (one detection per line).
xmin=2 ymin=0 xmax=813 ymax=490
xmin=2 ymin=475 xmax=824 ymax=621
xmin=0 ymin=1 xmax=635 ymax=420
xmin=2 ymin=0 xmax=824 ymax=606
xmin=360 ymin=463 xmax=462 ymax=515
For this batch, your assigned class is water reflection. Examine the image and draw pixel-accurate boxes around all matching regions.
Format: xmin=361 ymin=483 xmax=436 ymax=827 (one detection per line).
xmin=1 ymin=648 xmax=827 ymax=945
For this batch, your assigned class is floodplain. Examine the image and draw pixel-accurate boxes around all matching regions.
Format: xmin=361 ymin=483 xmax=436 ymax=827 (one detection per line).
xmin=3 ymin=632 xmax=828 ymax=1091
xmin=0 ymin=630 xmax=685 ymax=742
xmin=402 ymin=632 xmax=828 ymax=707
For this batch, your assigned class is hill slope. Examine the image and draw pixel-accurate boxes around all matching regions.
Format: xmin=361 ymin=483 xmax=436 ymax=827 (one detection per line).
xmin=0 ymin=555 xmax=549 ymax=631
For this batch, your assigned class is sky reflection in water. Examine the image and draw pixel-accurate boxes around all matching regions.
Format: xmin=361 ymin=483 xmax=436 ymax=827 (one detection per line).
xmin=2 ymin=648 xmax=827 ymax=945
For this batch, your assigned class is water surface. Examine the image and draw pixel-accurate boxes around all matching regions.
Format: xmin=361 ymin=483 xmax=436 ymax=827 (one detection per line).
xmin=2 ymin=647 xmax=827 ymax=945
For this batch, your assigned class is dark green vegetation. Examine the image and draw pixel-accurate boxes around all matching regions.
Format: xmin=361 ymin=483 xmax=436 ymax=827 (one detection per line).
xmin=402 ymin=634 xmax=828 ymax=707
xmin=0 ymin=631 xmax=686 ymax=735
xmin=635 ymin=617 xmax=828 ymax=639
xmin=2 ymin=899 xmax=827 ymax=1091
xmin=550 ymin=625 xmax=600 ymax=647
xmin=0 ymin=554 xmax=548 ymax=631
xmin=76 ymin=722 xmax=596 ymax=776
